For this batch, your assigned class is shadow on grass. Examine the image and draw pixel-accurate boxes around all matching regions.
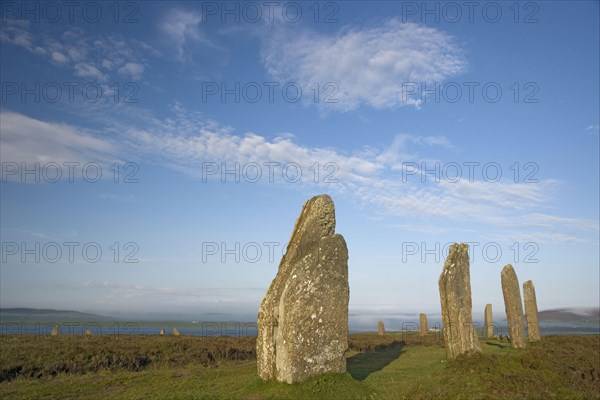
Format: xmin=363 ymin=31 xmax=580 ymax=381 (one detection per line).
xmin=347 ymin=342 xmax=405 ymax=381
xmin=485 ymin=341 xmax=509 ymax=349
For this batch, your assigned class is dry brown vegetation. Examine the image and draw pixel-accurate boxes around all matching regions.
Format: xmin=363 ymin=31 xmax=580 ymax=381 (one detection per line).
xmin=0 ymin=335 xmax=255 ymax=382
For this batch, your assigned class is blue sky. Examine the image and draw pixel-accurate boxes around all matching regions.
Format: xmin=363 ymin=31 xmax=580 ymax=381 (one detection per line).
xmin=0 ymin=1 xmax=598 ymax=328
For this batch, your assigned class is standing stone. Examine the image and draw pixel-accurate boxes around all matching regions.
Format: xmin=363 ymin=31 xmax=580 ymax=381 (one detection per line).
xmin=501 ymin=264 xmax=526 ymax=348
xmin=523 ymin=280 xmax=541 ymax=342
xmin=173 ymin=328 xmax=181 ymax=336
xmin=438 ymin=243 xmax=481 ymax=358
xmin=483 ymin=304 xmax=494 ymax=339
xmin=378 ymin=321 xmax=385 ymax=336
xmin=257 ymin=195 xmax=349 ymax=383
xmin=419 ymin=314 xmax=428 ymax=337
xmin=50 ymin=325 xmax=59 ymax=336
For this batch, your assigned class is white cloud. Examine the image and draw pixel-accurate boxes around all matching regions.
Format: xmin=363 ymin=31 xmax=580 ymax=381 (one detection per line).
xmin=116 ymin=103 xmax=596 ymax=243
xmin=439 ymin=179 xmax=550 ymax=210
xmin=584 ymin=124 xmax=599 ymax=133
xmin=159 ymin=9 xmax=208 ymax=61
xmin=376 ymin=134 xmax=451 ymax=167
xmin=261 ymin=19 xmax=466 ymax=111
xmin=1 ymin=21 xmax=154 ymax=82
xmin=74 ymin=62 xmax=107 ymax=80
xmin=4 ymin=107 xmax=595 ymax=243
xmin=101 ymin=59 xmax=114 ymax=69
xmin=0 ymin=19 xmax=34 ymax=50
xmin=118 ymin=62 xmax=145 ymax=79
xmin=50 ymin=51 xmax=69 ymax=64
xmin=0 ymin=111 xmax=118 ymax=168
xmin=520 ymin=214 xmax=598 ymax=232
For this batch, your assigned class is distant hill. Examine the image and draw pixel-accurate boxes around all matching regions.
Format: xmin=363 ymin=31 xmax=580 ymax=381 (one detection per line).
xmin=3 ymin=307 xmax=598 ymax=324
xmin=0 ymin=308 xmax=115 ymax=322
xmin=538 ymin=307 xmax=599 ymax=323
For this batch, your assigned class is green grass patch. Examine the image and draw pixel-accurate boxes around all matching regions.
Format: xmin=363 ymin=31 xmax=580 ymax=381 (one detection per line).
xmin=1 ymin=334 xmax=598 ymax=399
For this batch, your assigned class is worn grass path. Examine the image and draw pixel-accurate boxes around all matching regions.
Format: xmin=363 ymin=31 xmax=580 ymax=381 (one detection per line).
xmin=1 ymin=335 xmax=598 ymax=399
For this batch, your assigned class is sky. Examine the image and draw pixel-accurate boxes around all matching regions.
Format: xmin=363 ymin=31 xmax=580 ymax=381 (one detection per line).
xmin=0 ymin=1 xmax=598 ymax=329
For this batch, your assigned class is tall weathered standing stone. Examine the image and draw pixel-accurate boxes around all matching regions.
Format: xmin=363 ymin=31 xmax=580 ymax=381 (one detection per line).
xmin=257 ymin=195 xmax=349 ymax=383
xmin=483 ymin=304 xmax=494 ymax=339
xmin=501 ymin=264 xmax=526 ymax=348
xmin=378 ymin=321 xmax=385 ymax=336
xmin=523 ymin=280 xmax=541 ymax=342
xmin=438 ymin=243 xmax=481 ymax=358
xmin=419 ymin=314 xmax=428 ymax=337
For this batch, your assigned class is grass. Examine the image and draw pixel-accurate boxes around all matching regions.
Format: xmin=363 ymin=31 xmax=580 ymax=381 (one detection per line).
xmin=1 ymin=334 xmax=598 ymax=399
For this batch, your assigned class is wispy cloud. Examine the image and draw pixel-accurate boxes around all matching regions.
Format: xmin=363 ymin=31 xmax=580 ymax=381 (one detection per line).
xmin=0 ymin=20 xmax=156 ymax=81
xmin=74 ymin=62 xmax=107 ymax=80
xmin=99 ymin=193 xmax=135 ymax=203
xmin=390 ymin=224 xmax=455 ymax=235
xmin=519 ymin=214 xmax=598 ymax=232
xmin=584 ymin=124 xmax=599 ymax=134
xmin=261 ymin=19 xmax=466 ymax=111
xmin=81 ymin=280 xmax=262 ymax=303
xmin=121 ymin=105 xmax=595 ymax=242
xmin=0 ymin=227 xmax=80 ymax=242
xmin=159 ymin=8 xmax=211 ymax=62
xmin=4 ymin=106 xmax=596 ymax=243
xmin=492 ymin=231 xmax=589 ymax=244
xmin=0 ymin=19 xmax=39 ymax=52
xmin=117 ymin=62 xmax=145 ymax=80
xmin=0 ymin=111 xmax=119 ymax=167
